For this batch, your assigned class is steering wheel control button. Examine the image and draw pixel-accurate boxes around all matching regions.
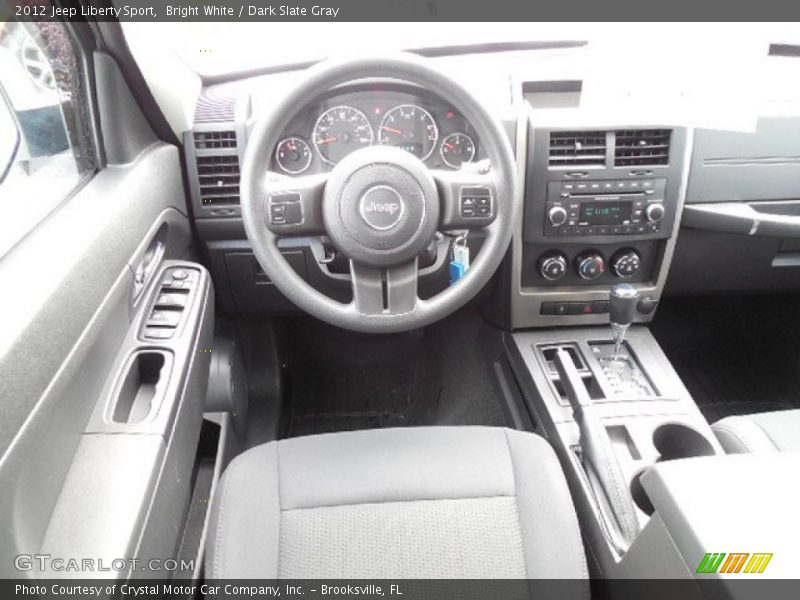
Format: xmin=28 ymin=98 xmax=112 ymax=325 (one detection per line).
xmin=460 ymin=187 xmax=493 ymax=218
xmin=268 ymin=192 xmax=303 ymax=226
xmin=358 ymin=185 xmax=405 ymax=231
xmin=576 ymin=252 xmax=606 ymax=280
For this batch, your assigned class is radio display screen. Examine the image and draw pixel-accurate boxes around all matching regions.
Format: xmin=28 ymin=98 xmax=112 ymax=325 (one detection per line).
xmin=580 ymin=201 xmax=632 ymax=225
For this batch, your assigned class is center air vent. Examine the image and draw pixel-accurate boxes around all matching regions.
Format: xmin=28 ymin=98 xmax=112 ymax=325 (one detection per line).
xmin=194 ymin=129 xmax=240 ymax=208
xmin=549 ymin=131 xmax=607 ymax=167
xmin=614 ymin=129 xmax=671 ymax=166
xmin=194 ymin=130 xmax=237 ymax=150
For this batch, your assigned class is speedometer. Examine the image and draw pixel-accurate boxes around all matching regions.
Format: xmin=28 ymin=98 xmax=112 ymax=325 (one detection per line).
xmin=378 ymin=104 xmax=438 ymax=161
xmin=313 ymin=105 xmax=374 ymax=165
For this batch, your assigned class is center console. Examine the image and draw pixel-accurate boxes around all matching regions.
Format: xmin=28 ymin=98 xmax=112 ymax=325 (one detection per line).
xmin=506 ymin=322 xmax=725 ymax=578
xmin=510 ymin=124 xmax=690 ymax=328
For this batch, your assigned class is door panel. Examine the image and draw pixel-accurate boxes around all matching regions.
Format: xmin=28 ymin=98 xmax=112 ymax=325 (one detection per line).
xmin=0 ymin=44 xmax=210 ymax=577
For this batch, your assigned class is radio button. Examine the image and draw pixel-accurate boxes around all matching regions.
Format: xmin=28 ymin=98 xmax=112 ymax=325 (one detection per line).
xmin=646 ymin=203 xmax=665 ymax=223
xmin=548 ymin=206 xmax=568 ymax=227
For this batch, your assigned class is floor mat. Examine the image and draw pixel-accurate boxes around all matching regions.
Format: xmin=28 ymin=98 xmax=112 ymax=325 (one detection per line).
xmin=652 ymin=295 xmax=800 ymax=423
xmin=281 ymin=306 xmax=508 ymax=438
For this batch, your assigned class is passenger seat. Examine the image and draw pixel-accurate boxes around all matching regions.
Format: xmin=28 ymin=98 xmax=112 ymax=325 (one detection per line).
xmin=712 ymin=409 xmax=800 ymax=453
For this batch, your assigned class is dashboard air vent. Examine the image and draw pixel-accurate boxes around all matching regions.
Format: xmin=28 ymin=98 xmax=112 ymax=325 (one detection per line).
xmin=614 ymin=129 xmax=671 ymax=167
xmin=194 ymin=130 xmax=237 ymax=150
xmin=196 ymin=154 xmax=240 ymax=207
xmin=549 ymin=131 xmax=607 ymax=167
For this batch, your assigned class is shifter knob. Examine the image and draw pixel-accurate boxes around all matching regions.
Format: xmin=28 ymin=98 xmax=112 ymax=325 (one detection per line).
xmin=609 ymin=284 xmax=640 ymax=327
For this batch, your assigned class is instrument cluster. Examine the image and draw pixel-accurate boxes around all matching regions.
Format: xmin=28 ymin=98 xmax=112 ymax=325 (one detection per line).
xmin=272 ymin=85 xmax=483 ymax=176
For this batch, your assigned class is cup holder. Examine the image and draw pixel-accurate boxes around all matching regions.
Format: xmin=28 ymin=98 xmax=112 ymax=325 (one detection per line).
xmin=630 ymin=469 xmax=654 ymax=516
xmin=653 ymin=422 xmax=715 ymax=462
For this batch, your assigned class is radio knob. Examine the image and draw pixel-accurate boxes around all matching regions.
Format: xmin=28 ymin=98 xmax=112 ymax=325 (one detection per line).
xmin=646 ymin=203 xmax=665 ymax=223
xmin=547 ymin=206 xmax=568 ymax=227
xmin=576 ymin=252 xmax=606 ymax=280
xmin=538 ymin=252 xmax=568 ymax=281
xmin=611 ymin=249 xmax=642 ymax=278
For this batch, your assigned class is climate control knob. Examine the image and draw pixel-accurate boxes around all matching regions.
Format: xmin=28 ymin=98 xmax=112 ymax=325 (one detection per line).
xmin=547 ymin=206 xmax=568 ymax=227
xmin=538 ymin=252 xmax=568 ymax=281
xmin=646 ymin=203 xmax=665 ymax=223
xmin=576 ymin=252 xmax=606 ymax=280
xmin=611 ymin=249 xmax=642 ymax=278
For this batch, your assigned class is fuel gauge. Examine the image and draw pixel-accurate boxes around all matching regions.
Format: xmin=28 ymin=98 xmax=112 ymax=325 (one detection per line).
xmin=440 ymin=133 xmax=476 ymax=169
xmin=276 ymin=137 xmax=312 ymax=174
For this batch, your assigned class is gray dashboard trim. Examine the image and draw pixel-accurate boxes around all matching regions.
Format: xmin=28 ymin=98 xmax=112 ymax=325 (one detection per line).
xmin=509 ymin=113 xmax=694 ymax=328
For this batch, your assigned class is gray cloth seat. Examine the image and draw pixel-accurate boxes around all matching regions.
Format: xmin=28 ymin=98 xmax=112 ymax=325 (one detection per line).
xmin=712 ymin=409 xmax=800 ymax=454
xmin=206 ymin=426 xmax=587 ymax=586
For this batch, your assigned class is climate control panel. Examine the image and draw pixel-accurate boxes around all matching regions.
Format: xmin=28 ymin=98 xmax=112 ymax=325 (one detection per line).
xmin=536 ymin=248 xmax=642 ymax=282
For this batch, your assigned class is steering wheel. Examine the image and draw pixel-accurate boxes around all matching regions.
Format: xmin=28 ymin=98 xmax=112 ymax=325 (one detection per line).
xmin=240 ymin=54 xmax=518 ymax=333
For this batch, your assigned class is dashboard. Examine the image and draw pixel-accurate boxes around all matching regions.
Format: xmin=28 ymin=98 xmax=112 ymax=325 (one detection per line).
xmin=186 ymin=50 xmax=800 ymax=330
xmin=270 ymin=85 xmax=484 ymax=176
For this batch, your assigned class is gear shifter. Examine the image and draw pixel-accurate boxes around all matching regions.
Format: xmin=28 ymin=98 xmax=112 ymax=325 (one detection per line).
xmin=609 ymin=284 xmax=640 ymax=359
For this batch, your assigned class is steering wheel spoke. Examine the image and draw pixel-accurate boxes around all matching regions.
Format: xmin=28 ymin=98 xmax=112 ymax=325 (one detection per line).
xmin=264 ymin=171 xmax=327 ymax=236
xmin=433 ymin=168 xmax=498 ymax=231
xmin=350 ymin=259 xmax=419 ymax=317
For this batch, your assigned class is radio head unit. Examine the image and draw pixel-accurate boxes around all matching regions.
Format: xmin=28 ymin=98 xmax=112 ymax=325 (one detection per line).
xmin=545 ymin=178 xmax=668 ymax=237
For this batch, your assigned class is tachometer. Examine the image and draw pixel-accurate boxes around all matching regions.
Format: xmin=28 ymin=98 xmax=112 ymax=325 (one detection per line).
xmin=275 ymin=137 xmax=312 ymax=174
xmin=378 ymin=104 xmax=438 ymax=161
xmin=313 ymin=105 xmax=374 ymax=165
xmin=440 ymin=132 xmax=476 ymax=169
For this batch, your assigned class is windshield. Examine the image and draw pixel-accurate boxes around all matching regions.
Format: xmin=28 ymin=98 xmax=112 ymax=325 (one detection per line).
xmin=122 ymin=22 xmax=800 ymax=79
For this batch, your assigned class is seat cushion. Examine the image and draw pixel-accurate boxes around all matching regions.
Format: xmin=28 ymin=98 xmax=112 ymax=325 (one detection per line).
xmin=712 ymin=409 xmax=800 ymax=454
xmin=206 ymin=426 xmax=587 ymax=585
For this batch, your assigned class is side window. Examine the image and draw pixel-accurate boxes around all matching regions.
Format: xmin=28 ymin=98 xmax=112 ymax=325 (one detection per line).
xmin=0 ymin=19 xmax=97 ymax=256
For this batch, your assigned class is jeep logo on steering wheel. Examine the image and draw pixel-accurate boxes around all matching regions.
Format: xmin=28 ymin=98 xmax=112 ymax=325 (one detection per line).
xmin=358 ymin=185 xmax=405 ymax=230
